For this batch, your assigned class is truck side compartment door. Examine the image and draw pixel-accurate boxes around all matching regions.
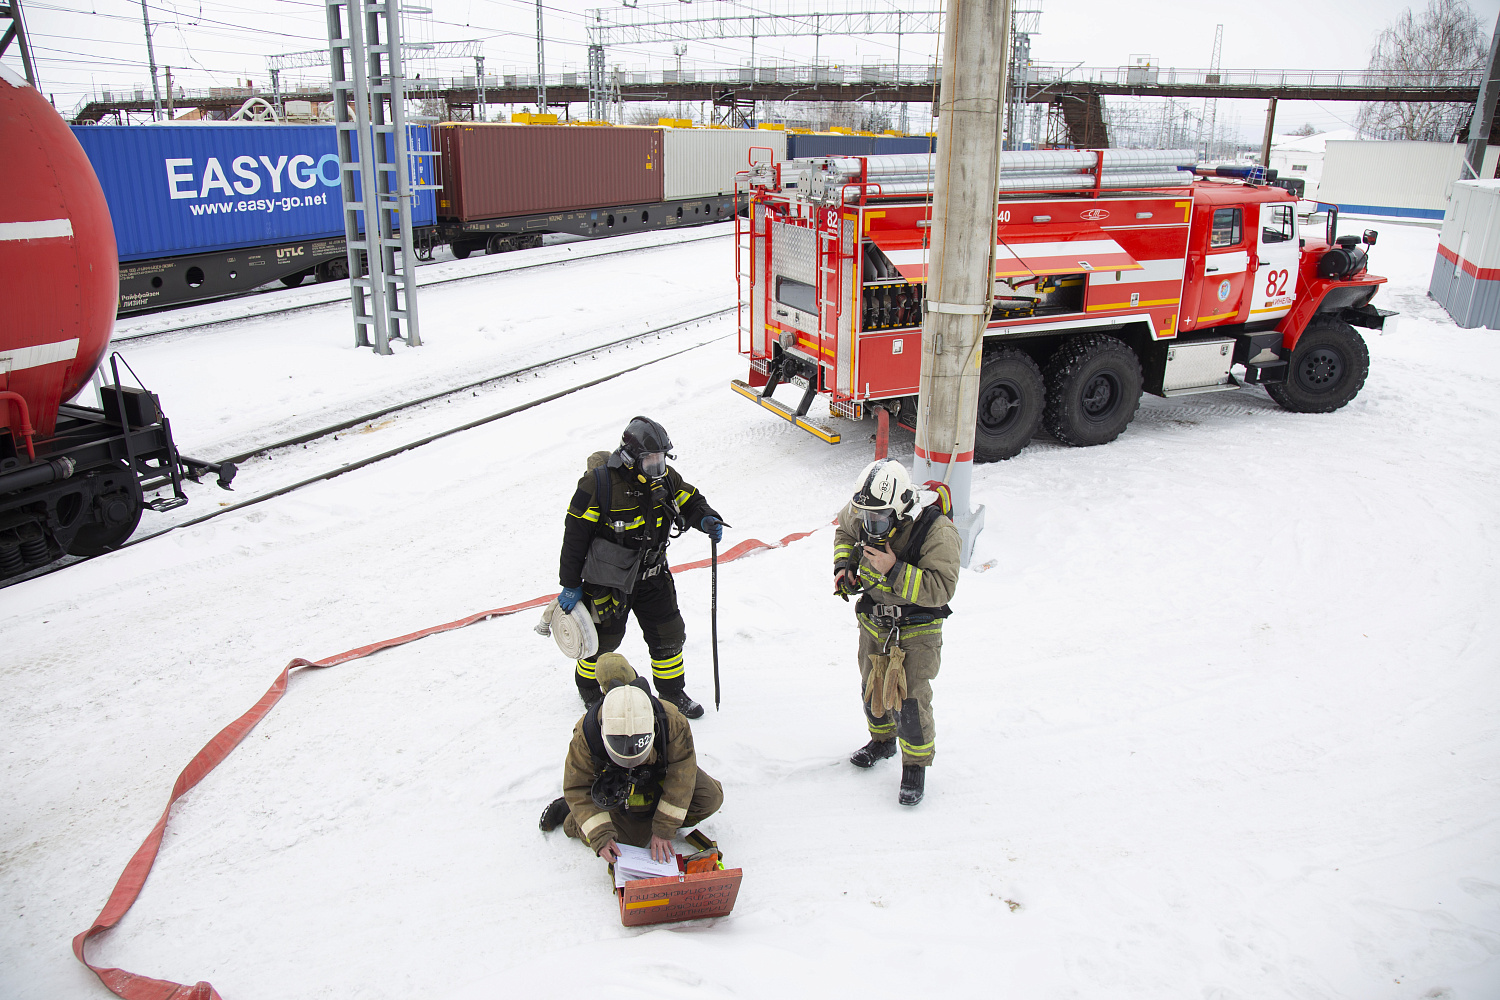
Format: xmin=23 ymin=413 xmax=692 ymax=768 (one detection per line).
xmin=1195 ymin=207 xmax=1250 ymax=326
xmin=1252 ymin=202 xmax=1298 ymax=323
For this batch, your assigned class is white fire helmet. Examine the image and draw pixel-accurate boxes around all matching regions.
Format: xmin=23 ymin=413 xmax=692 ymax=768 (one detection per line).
xmin=852 ymin=460 xmax=917 ymax=516
xmin=600 ymin=685 xmax=656 ymax=767
xmin=851 ymin=460 xmax=917 ymax=543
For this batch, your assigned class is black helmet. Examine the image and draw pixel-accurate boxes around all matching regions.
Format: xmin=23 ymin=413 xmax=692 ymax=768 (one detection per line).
xmin=619 ymin=416 xmax=674 ymax=479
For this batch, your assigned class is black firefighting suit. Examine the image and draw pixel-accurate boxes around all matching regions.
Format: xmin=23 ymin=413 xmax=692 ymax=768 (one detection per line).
xmin=559 ymin=453 xmax=719 ymax=699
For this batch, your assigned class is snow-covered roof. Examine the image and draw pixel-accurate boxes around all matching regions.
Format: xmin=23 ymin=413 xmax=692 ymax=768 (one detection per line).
xmin=1271 ymin=128 xmax=1360 ymax=153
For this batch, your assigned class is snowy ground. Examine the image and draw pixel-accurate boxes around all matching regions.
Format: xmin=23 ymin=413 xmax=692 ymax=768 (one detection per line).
xmin=4 ymin=222 xmax=1498 ymax=1000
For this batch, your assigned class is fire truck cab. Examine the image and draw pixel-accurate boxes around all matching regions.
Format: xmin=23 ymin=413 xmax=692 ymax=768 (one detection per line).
xmin=732 ymin=149 xmax=1391 ymax=459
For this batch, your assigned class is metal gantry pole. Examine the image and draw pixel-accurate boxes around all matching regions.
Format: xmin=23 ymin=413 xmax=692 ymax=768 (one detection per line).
xmin=475 ymin=54 xmax=485 ymax=121
xmin=536 ymin=0 xmax=546 ymax=112
xmin=1 ymin=0 xmax=40 ymax=87
xmin=912 ymin=0 xmax=1010 ymax=566
xmin=326 ymin=0 xmax=421 ymax=355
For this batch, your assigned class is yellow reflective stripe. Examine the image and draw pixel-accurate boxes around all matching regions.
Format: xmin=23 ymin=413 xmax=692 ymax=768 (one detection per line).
xmin=675 ymin=489 xmax=693 ymax=507
xmin=570 ymin=507 xmax=601 ymax=522
xmin=580 ymin=812 xmax=611 ymax=837
xmin=627 ymin=791 xmax=649 ymax=807
xmin=899 ymin=738 xmax=934 ymax=757
xmin=856 ymin=615 xmax=944 ymax=640
xmin=576 ymin=658 xmax=598 ymax=679
xmin=908 ymin=566 xmax=924 ymax=601
xmin=652 ymin=653 xmax=685 ymax=679
xmin=656 ymin=800 xmax=688 ymax=823
xmin=834 ymin=544 xmax=854 ymax=556
xmin=867 ymin=719 xmax=896 ymax=734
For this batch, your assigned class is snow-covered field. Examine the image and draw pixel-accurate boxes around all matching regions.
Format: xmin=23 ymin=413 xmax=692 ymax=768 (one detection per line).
xmin=4 ymin=222 xmax=1498 ymax=1000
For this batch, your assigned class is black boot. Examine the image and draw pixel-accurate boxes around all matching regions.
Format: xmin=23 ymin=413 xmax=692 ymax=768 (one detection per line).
xmin=539 ymin=796 xmax=569 ymax=832
xmin=661 ymin=688 xmax=704 ymax=719
xmin=898 ymin=765 xmax=925 ymax=806
xmin=850 ymin=738 xmax=897 ymax=768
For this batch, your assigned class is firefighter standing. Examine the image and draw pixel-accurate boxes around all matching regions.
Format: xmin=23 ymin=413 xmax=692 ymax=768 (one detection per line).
xmin=834 ymin=460 xmax=960 ymax=806
xmin=539 ymin=654 xmax=723 ymax=860
xmin=558 ymin=416 xmax=724 ymax=719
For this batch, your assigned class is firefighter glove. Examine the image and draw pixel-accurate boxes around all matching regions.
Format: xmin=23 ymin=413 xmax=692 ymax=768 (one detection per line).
xmin=700 ymin=515 xmax=724 ymax=543
xmin=864 ymin=647 xmax=908 ymax=717
xmin=558 ymin=586 xmax=583 ymax=613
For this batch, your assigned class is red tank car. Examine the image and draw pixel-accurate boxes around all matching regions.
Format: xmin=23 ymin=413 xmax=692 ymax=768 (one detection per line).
xmin=0 ymin=66 xmax=232 ymax=580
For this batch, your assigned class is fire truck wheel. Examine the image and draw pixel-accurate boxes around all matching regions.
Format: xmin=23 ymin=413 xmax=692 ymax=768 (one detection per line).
xmin=1265 ymin=320 xmax=1369 ymax=414
xmin=1043 ymin=334 xmax=1144 ymax=447
xmin=974 ymin=349 xmax=1045 ymax=462
xmin=65 ymin=463 xmax=144 ymax=557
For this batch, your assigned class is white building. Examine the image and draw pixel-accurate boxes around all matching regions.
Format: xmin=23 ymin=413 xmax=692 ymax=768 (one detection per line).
xmin=1267 ymin=128 xmax=1359 ymax=203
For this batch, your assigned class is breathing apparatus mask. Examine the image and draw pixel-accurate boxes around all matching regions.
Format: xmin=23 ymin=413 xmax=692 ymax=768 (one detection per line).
xmin=590 ymin=763 xmax=658 ymax=809
xmin=638 ymin=451 xmax=669 ymax=479
xmin=859 ymin=507 xmax=897 ymax=545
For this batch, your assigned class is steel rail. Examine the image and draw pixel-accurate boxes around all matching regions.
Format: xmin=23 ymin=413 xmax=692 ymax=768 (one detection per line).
xmin=111 ymin=229 xmax=734 ymax=344
xmin=5 ymin=323 xmax=735 ymax=587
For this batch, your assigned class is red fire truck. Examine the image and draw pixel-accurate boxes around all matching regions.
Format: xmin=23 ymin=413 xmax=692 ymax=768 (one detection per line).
xmin=731 ymin=149 xmax=1390 ymax=459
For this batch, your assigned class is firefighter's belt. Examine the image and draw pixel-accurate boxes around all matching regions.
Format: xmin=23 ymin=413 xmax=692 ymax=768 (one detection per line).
xmin=864 ymin=645 xmax=908 ymax=717
xmin=855 ymin=598 xmax=949 ymax=625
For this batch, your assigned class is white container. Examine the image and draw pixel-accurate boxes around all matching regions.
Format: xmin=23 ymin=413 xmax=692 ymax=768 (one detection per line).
xmin=662 ymin=128 xmax=787 ymax=200
xmin=1319 ymin=140 xmax=1500 ymax=220
xmin=1429 ymin=178 xmax=1500 ymax=328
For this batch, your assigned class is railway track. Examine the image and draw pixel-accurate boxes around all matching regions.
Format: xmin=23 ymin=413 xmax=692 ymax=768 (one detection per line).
xmin=5 ymin=307 xmax=737 ymax=588
xmin=112 ymin=229 xmax=734 ymax=345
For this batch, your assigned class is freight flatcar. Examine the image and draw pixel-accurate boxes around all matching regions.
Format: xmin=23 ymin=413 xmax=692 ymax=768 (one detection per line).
xmin=69 ymin=120 xmax=787 ymax=314
xmin=2 ymin=67 xmax=231 ymax=583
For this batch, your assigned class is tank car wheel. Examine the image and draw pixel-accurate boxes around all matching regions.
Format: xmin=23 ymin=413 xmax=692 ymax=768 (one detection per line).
xmin=66 ymin=463 xmax=144 ymax=557
xmin=974 ymin=348 xmax=1045 ymax=462
xmin=1043 ymin=334 xmax=1143 ymax=447
xmin=1265 ymin=320 xmax=1369 ymax=414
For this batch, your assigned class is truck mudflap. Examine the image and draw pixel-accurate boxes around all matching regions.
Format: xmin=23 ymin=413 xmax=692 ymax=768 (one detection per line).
xmin=1344 ymin=304 xmax=1399 ymax=330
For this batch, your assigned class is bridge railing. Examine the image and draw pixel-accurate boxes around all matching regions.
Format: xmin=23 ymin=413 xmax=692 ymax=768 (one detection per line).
xmin=72 ymin=63 xmax=1484 ymax=119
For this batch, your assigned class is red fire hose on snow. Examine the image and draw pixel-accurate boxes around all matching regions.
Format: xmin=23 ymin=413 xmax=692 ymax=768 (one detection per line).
xmin=71 ymin=524 xmax=826 ymax=1000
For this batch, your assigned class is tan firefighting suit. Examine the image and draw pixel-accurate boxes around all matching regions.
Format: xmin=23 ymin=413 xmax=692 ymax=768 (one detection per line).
xmin=560 ymin=693 xmax=723 ymax=852
xmin=834 ymin=501 xmax=960 ymax=766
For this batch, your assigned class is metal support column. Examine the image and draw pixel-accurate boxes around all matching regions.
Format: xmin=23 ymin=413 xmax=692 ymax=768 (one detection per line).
xmin=1260 ymin=96 xmax=1277 ymax=167
xmin=536 ymin=0 xmax=546 ymax=111
xmin=326 ymin=0 xmax=422 ymax=355
xmin=1463 ymin=12 xmax=1500 ymax=180
xmin=270 ymin=66 xmax=282 ymax=119
xmin=587 ymin=42 xmax=606 ymax=121
xmin=475 ymin=54 xmax=485 ymax=121
xmin=138 ymin=0 xmax=162 ymax=121
xmin=0 ymin=0 xmax=40 ymax=87
xmin=912 ymin=0 xmax=1009 ymax=566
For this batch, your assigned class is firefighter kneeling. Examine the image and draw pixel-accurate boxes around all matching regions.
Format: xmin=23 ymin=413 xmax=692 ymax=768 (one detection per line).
xmin=539 ymin=653 xmax=723 ymax=863
xmin=834 ymin=460 xmax=960 ymax=807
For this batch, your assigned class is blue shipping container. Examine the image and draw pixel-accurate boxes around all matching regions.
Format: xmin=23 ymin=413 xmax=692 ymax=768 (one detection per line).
xmin=70 ymin=123 xmax=436 ymax=262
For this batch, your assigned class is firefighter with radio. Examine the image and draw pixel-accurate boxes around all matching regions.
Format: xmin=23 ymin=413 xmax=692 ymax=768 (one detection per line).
xmin=556 ymin=416 xmax=724 ymax=720
xmin=834 ymin=460 xmax=960 ymax=806
xmin=539 ymin=653 xmax=723 ymax=860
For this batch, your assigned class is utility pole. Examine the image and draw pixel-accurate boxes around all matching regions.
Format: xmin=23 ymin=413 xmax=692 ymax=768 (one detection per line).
xmin=138 ymin=0 xmax=162 ymax=121
xmin=164 ymin=65 xmax=173 ymax=118
xmin=1463 ymin=12 xmax=1500 ymax=180
xmin=536 ymin=0 xmax=546 ymax=112
xmin=912 ymin=0 xmax=1010 ymax=566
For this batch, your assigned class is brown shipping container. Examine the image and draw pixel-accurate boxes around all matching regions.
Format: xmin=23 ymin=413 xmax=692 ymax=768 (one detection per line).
xmin=435 ymin=124 xmax=664 ymax=221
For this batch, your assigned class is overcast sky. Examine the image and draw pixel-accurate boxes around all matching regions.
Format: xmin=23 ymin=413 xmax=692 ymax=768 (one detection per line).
xmin=12 ymin=0 xmax=1500 ymax=137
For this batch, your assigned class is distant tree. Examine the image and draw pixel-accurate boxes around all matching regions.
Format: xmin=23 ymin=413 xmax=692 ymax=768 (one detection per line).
xmin=1356 ymin=0 xmax=1487 ymax=140
xmin=1291 ymin=122 xmax=1319 ymax=136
